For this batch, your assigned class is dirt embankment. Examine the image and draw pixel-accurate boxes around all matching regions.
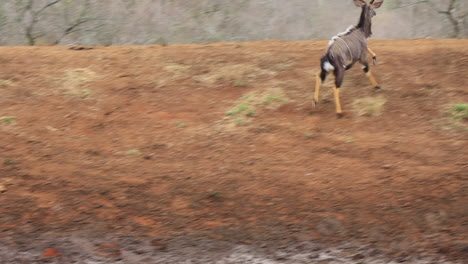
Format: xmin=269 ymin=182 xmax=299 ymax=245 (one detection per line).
xmin=0 ymin=39 xmax=467 ymax=263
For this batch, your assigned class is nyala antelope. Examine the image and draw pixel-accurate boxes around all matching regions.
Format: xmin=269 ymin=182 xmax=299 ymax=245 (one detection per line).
xmin=314 ymin=0 xmax=383 ymax=118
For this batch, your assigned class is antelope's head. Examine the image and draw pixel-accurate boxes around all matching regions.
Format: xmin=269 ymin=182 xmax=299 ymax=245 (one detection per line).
xmin=354 ymin=0 xmax=384 ymax=37
xmin=354 ymin=0 xmax=384 ymax=18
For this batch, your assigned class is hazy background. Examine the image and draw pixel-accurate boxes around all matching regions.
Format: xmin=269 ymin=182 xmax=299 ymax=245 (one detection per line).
xmin=0 ymin=0 xmax=466 ymax=46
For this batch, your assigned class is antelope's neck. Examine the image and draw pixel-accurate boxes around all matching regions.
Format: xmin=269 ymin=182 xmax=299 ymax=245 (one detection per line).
xmin=357 ymin=6 xmax=373 ymax=38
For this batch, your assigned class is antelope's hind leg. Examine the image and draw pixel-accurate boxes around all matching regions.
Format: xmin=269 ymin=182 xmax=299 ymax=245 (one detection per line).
xmin=313 ymin=70 xmax=327 ymax=108
xmin=333 ymin=68 xmax=345 ymax=118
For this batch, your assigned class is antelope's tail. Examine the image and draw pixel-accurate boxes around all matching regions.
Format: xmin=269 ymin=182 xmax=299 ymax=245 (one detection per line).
xmin=319 ymin=55 xmax=333 ymax=82
xmin=321 ymin=55 xmax=335 ymax=73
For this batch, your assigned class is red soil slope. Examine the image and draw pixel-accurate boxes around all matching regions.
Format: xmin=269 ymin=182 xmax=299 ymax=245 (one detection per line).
xmin=0 ymin=39 xmax=467 ymax=262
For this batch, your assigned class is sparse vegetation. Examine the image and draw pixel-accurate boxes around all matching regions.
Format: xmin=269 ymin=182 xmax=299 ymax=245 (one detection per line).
xmin=60 ymin=68 xmax=98 ymax=98
xmin=227 ymin=103 xmax=251 ymax=117
xmin=263 ymin=94 xmax=287 ymax=106
xmin=196 ymin=64 xmax=276 ymax=85
xmin=3 ymin=158 xmax=15 ymax=165
xmin=234 ymin=118 xmax=246 ymax=126
xmin=260 ymin=89 xmax=289 ymax=110
xmin=175 ymin=122 xmax=187 ymax=128
xmin=352 ymin=96 xmax=387 ymax=117
xmin=0 ymin=116 xmax=16 ymax=125
xmin=125 ymin=149 xmax=142 ymax=156
xmin=64 ymin=88 xmax=94 ymax=98
xmin=0 ymin=40 xmax=466 ymax=263
xmin=233 ymin=81 xmax=247 ymax=87
xmin=225 ymin=87 xmax=290 ymax=125
xmin=441 ymin=103 xmax=468 ymax=132
xmin=451 ymin=104 xmax=468 ymax=121
xmin=206 ymin=191 xmax=222 ymax=201
xmin=0 ymin=80 xmax=14 ymax=87
xmin=245 ymin=108 xmax=256 ymax=117
xmin=163 ymin=64 xmax=193 ymax=80
xmin=45 ymin=126 xmax=59 ymax=132
xmin=162 ymin=62 xmax=275 ymax=87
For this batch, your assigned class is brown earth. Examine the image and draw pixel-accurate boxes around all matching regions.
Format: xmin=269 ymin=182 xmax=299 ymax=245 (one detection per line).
xmin=0 ymin=39 xmax=467 ymax=263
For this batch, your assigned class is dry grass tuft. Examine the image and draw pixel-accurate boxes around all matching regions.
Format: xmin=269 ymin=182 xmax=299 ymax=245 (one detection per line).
xmin=451 ymin=104 xmax=468 ymax=121
xmin=438 ymin=103 xmax=468 ymax=132
xmin=60 ymin=68 xmax=98 ymax=98
xmin=0 ymin=116 xmax=16 ymax=125
xmin=0 ymin=79 xmax=14 ymax=87
xmin=352 ymin=96 xmax=387 ymax=117
xmin=223 ymin=87 xmax=290 ymax=127
xmin=161 ymin=62 xmax=276 ymax=86
xmin=163 ymin=64 xmax=193 ymax=79
xmin=196 ymin=64 xmax=275 ymax=85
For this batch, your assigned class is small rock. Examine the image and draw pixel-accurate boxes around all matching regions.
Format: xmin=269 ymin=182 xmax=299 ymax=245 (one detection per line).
xmin=316 ymin=217 xmax=346 ymax=236
xmin=97 ymin=242 xmax=121 ymax=258
xmin=382 ymin=164 xmax=393 ymax=169
xmin=274 ymin=253 xmax=288 ymax=261
xmin=134 ymin=249 xmax=146 ymax=255
xmin=0 ymin=184 xmax=6 ymax=193
xmin=368 ymin=248 xmax=382 ymax=257
xmin=352 ymin=253 xmax=365 ymax=260
xmin=396 ymin=257 xmax=408 ymax=263
xmin=43 ymin=248 xmax=60 ymax=257
xmin=151 ymin=239 xmax=168 ymax=250
xmin=308 ymin=253 xmax=320 ymax=259
xmin=460 ymin=245 xmax=468 ymax=253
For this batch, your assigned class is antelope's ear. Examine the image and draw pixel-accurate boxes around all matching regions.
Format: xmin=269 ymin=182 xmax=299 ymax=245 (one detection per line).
xmin=371 ymin=0 xmax=384 ymax=8
xmin=354 ymin=0 xmax=367 ymax=7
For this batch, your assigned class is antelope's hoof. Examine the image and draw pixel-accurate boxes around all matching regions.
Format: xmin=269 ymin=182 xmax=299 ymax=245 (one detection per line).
xmin=312 ymin=99 xmax=318 ymax=108
xmin=374 ymin=85 xmax=382 ymax=90
xmin=336 ymin=112 xmax=345 ymax=119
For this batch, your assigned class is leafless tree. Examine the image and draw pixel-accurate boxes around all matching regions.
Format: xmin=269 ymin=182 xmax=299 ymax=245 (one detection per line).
xmin=15 ymin=0 xmax=102 ymax=45
xmin=426 ymin=0 xmax=466 ymax=38
xmin=396 ymin=0 xmax=467 ymax=38
xmin=18 ymin=0 xmax=64 ymax=45
xmin=0 ymin=0 xmax=465 ymax=46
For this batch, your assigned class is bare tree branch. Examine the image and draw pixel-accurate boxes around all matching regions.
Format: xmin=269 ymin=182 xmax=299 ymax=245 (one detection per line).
xmin=442 ymin=0 xmax=460 ymax=38
xmin=54 ymin=0 xmax=103 ymax=45
xmin=392 ymin=1 xmax=427 ymax=9
xmin=56 ymin=18 xmax=105 ymax=44
xmin=37 ymin=0 xmax=63 ymax=15
xmin=395 ymin=0 xmax=464 ymax=38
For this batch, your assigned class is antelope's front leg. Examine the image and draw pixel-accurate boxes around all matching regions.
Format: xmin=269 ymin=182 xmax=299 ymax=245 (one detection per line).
xmin=367 ymin=47 xmax=377 ymax=65
xmin=363 ymin=64 xmax=380 ymax=90
xmin=313 ymin=72 xmax=321 ymax=108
